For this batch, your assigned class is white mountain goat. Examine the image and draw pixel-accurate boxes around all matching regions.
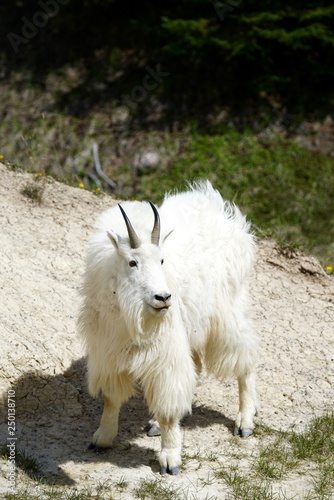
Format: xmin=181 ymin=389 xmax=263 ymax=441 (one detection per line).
xmin=78 ymin=180 xmax=258 ymax=475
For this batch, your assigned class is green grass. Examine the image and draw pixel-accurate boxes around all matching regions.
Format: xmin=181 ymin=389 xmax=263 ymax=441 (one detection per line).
xmin=113 ymin=476 xmax=128 ymax=491
xmin=288 ymin=412 xmax=334 ymax=461
xmin=135 ymin=478 xmax=182 ymax=500
xmin=1 ymin=69 xmax=334 ymax=267
xmin=215 ymin=466 xmax=283 ymax=499
xmin=2 ymin=98 xmax=334 ymax=267
xmin=288 ymin=413 xmax=334 ymax=499
xmin=256 ymin=443 xmax=299 ymax=480
xmin=0 ymin=446 xmax=40 ymax=480
xmin=21 ymin=179 xmax=45 ymax=205
xmin=2 ymin=486 xmax=114 ymax=500
xmin=224 ymin=413 xmax=334 ymax=500
xmin=134 ymin=132 xmax=334 ymax=266
xmin=1 ymin=414 xmax=333 ymax=499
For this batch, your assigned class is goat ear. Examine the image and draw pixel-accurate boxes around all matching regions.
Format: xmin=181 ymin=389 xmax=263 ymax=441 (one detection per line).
xmin=107 ymin=229 xmax=119 ymax=250
xmin=161 ymin=228 xmax=174 ymax=245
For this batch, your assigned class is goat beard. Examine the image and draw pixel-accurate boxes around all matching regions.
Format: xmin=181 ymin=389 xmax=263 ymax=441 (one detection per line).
xmin=122 ymin=300 xmax=169 ymax=347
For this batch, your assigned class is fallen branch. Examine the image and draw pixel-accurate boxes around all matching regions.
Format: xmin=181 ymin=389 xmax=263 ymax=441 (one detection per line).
xmin=92 ymin=142 xmax=116 ymax=190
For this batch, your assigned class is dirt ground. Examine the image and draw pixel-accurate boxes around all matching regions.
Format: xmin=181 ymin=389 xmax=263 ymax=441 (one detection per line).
xmin=0 ymin=163 xmax=333 ymax=499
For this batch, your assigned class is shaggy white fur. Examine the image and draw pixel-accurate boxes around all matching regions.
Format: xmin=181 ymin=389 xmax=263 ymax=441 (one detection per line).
xmin=78 ymin=180 xmax=258 ymax=475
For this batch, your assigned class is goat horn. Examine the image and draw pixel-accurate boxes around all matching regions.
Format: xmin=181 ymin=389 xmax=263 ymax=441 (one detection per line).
xmin=149 ymin=201 xmax=160 ymax=246
xmin=118 ymin=204 xmax=141 ymax=249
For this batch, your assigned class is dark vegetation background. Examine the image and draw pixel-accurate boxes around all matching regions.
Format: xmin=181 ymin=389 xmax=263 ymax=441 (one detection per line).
xmin=0 ymin=0 xmax=334 ymax=265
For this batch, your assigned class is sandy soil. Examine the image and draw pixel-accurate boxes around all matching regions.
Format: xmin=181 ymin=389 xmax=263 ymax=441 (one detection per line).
xmin=0 ymin=163 xmax=333 ymax=499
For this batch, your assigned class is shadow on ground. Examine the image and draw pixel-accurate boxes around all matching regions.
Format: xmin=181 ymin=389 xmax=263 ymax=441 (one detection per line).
xmin=0 ymin=357 xmax=234 ymax=484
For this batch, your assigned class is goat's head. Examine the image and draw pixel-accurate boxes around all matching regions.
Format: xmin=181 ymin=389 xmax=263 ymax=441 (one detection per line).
xmin=107 ymin=202 xmax=173 ymax=319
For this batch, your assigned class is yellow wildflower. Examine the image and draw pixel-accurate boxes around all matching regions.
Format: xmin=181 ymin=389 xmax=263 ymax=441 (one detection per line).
xmin=79 ymin=183 xmax=84 ymax=189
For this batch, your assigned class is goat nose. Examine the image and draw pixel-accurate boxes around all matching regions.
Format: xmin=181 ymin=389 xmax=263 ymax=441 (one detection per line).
xmin=154 ymin=293 xmax=171 ymax=303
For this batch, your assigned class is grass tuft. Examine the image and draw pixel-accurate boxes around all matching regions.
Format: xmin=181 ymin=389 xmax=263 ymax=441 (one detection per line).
xmin=135 ymin=478 xmax=181 ymax=500
xmin=288 ymin=413 xmax=334 ymax=499
xmin=215 ymin=465 xmax=281 ymax=499
xmin=1 ymin=445 xmax=41 ymax=479
xmin=114 ymin=476 xmax=128 ymax=491
xmin=215 ymin=413 xmax=334 ymax=499
xmin=288 ymin=413 xmax=334 ymax=461
xmin=255 ymin=442 xmax=298 ymax=480
xmin=1 ymin=414 xmax=334 ymax=499
xmin=21 ymin=179 xmax=45 ymax=205
xmin=312 ymin=459 xmax=334 ymax=499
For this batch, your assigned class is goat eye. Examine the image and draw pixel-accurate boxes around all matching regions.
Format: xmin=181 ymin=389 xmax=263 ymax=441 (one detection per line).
xmin=161 ymin=259 xmax=164 ymax=265
xmin=129 ymin=260 xmax=137 ymax=268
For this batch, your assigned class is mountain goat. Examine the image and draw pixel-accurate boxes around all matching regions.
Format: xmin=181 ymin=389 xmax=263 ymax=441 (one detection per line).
xmin=78 ymin=180 xmax=258 ymax=475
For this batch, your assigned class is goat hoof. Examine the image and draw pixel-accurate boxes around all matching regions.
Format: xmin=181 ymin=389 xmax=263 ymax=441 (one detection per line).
xmin=88 ymin=443 xmax=107 ymax=454
xmin=160 ymin=465 xmax=180 ymax=475
xmin=241 ymin=428 xmax=253 ymax=438
xmin=147 ymin=424 xmax=161 ymax=437
xmin=168 ymin=466 xmax=180 ymax=476
xmin=233 ymin=427 xmax=253 ymax=438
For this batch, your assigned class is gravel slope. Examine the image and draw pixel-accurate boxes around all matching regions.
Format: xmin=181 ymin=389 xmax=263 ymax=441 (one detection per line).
xmin=0 ymin=163 xmax=333 ymax=498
